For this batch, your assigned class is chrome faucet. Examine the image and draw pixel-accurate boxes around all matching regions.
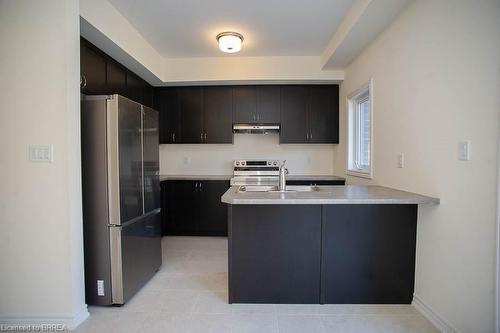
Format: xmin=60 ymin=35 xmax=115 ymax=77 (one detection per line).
xmin=278 ymin=160 xmax=288 ymax=191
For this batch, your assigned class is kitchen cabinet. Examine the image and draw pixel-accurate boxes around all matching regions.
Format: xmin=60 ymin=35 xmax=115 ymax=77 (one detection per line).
xmin=161 ymin=180 xmax=229 ymax=236
xmin=154 ymin=84 xmax=338 ymax=145
xmin=80 ymin=40 xmax=106 ymax=94
xmin=154 ymin=88 xmax=180 ymax=144
xmin=280 ymin=86 xmax=309 ymax=143
xmin=321 ymin=204 xmax=417 ymax=304
xmin=179 ymin=87 xmax=204 ymax=143
xmin=280 ymin=85 xmax=339 ymax=144
xmin=227 ymin=202 xmax=418 ymax=304
xmin=229 ymin=205 xmax=322 ymax=303
xmin=80 ymin=37 xmax=154 ymax=108
xmin=233 ymin=86 xmax=280 ymax=124
xmin=203 ymin=86 xmax=233 ymax=143
xmin=155 ymin=86 xmax=233 ymax=144
xmin=106 ymin=59 xmax=127 ymax=96
xmin=308 ymin=86 xmax=339 ymax=143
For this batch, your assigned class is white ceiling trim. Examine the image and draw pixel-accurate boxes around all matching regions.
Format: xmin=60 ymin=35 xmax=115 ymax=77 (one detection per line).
xmin=321 ymin=0 xmax=412 ymax=69
xmin=80 ymin=0 xmax=410 ymax=85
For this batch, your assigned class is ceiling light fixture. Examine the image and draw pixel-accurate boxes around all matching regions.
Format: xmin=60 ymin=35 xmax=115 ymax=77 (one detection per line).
xmin=216 ymin=32 xmax=244 ymax=53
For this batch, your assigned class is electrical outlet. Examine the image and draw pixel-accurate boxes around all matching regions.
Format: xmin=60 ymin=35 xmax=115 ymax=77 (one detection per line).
xmin=458 ymin=141 xmax=471 ymax=161
xmin=29 ymin=144 xmax=53 ymax=162
xmin=397 ymin=153 xmax=405 ymax=168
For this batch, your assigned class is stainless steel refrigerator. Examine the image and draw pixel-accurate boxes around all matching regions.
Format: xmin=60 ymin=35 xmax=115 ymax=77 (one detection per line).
xmin=81 ymin=94 xmax=162 ymax=305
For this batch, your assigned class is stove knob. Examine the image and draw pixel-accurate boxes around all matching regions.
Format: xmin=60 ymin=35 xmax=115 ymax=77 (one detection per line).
xmin=236 ymin=161 xmax=240 ymax=166
xmin=242 ymin=161 xmax=246 ymax=166
xmin=273 ymin=161 xmax=278 ymax=166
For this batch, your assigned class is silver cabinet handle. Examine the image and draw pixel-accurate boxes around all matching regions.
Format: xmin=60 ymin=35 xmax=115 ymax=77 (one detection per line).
xmin=172 ymin=133 xmax=175 ymax=142
xmin=204 ymin=133 xmax=207 ymax=141
xmin=306 ymin=133 xmax=310 ymax=140
xmin=310 ymin=132 xmax=313 ymax=140
xmin=195 ymin=182 xmax=199 ymax=191
xmin=200 ymin=133 xmax=203 ymax=141
xmin=199 ymin=182 xmax=202 ymax=191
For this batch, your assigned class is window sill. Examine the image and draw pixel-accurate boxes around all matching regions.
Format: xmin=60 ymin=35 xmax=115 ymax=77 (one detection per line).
xmin=346 ymin=169 xmax=373 ymax=179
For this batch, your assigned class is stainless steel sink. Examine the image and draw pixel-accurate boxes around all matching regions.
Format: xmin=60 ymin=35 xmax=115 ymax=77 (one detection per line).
xmin=237 ymin=185 xmax=320 ymax=193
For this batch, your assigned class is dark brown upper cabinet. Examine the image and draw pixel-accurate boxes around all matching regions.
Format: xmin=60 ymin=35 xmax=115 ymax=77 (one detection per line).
xmin=80 ymin=37 xmax=153 ymax=108
xmin=154 ymin=84 xmax=338 ymax=145
xmin=80 ymin=40 xmax=106 ymax=94
xmin=179 ymin=87 xmax=204 ymax=143
xmin=154 ymin=88 xmax=180 ymax=144
xmin=106 ymin=59 xmax=127 ymax=95
xmin=233 ymin=86 xmax=257 ymax=123
xmin=280 ymin=86 xmax=309 ymax=143
xmin=203 ymin=86 xmax=233 ymax=144
xmin=280 ymin=85 xmax=339 ymax=144
xmin=256 ymin=86 xmax=281 ymax=123
xmin=233 ymin=86 xmax=280 ymax=124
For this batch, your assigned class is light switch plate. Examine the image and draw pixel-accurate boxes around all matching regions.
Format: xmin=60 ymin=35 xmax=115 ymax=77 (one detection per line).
xmin=397 ymin=153 xmax=405 ymax=168
xmin=458 ymin=141 xmax=471 ymax=161
xmin=29 ymin=144 xmax=53 ymax=162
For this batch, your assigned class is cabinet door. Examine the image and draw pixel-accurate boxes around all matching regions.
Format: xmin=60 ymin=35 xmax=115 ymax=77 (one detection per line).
xmin=143 ymin=84 xmax=154 ymax=108
xmin=164 ymin=180 xmax=199 ymax=235
xmin=80 ymin=40 xmax=106 ymax=94
xmin=203 ymin=87 xmax=233 ymax=144
xmin=280 ymin=86 xmax=308 ymax=143
xmin=256 ymin=86 xmax=280 ymax=123
xmin=233 ymin=86 xmax=257 ymax=123
xmin=160 ymin=182 xmax=168 ymax=235
xmin=229 ymin=205 xmax=322 ymax=303
xmin=308 ymin=86 xmax=339 ymax=143
xmin=321 ymin=205 xmax=417 ymax=304
xmin=179 ymin=87 xmax=204 ymax=143
xmin=126 ymin=72 xmax=142 ymax=104
xmin=155 ymin=88 xmax=181 ymax=144
xmin=198 ymin=180 xmax=229 ymax=236
xmin=106 ymin=59 xmax=127 ymax=95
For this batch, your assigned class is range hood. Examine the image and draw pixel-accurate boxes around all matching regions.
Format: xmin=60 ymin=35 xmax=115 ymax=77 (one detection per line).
xmin=233 ymin=124 xmax=280 ymax=134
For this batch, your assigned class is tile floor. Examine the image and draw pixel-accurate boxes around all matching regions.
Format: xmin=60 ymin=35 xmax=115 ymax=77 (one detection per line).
xmin=75 ymin=236 xmax=438 ymax=333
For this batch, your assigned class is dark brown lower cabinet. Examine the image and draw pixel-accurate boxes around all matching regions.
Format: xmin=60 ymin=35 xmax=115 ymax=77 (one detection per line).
xmin=321 ymin=205 xmax=417 ymax=304
xmin=229 ymin=205 xmax=322 ymax=303
xmin=227 ymin=203 xmax=418 ymax=304
xmin=161 ymin=180 xmax=229 ymax=236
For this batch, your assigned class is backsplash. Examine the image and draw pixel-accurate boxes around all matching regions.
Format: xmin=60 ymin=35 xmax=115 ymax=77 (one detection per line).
xmin=160 ymin=134 xmax=336 ymax=175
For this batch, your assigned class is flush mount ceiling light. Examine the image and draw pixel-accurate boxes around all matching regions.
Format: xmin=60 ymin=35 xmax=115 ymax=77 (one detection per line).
xmin=216 ymin=32 xmax=244 ymax=53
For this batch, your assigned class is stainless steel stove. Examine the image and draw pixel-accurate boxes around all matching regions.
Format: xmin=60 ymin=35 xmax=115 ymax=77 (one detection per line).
xmin=230 ymin=160 xmax=281 ymax=186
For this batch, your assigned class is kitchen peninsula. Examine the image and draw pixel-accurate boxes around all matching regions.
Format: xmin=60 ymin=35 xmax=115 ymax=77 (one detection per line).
xmin=222 ymin=185 xmax=439 ymax=304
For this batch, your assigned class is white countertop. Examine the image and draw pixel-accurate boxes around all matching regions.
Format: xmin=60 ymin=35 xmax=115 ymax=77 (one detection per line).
xmin=221 ymin=185 xmax=440 ymax=205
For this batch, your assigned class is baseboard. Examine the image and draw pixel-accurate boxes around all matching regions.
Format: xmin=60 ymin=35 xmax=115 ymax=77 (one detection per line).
xmin=0 ymin=305 xmax=89 ymax=331
xmin=413 ymin=294 xmax=459 ymax=333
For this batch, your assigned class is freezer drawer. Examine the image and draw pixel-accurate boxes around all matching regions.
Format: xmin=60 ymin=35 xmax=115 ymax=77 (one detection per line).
xmin=110 ymin=210 xmax=162 ymax=304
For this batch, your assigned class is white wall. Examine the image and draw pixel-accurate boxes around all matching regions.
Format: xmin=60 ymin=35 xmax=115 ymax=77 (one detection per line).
xmin=160 ymin=134 xmax=336 ymax=175
xmin=0 ymin=0 xmax=88 ymax=329
xmin=334 ymin=0 xmax=500 ymax=331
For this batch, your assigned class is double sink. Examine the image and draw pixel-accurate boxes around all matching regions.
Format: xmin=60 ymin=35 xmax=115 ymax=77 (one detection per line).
xmin=237 ymin=185 xmax=321 ymax=193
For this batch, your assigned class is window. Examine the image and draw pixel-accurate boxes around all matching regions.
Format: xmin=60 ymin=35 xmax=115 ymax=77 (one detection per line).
xmin=347 ymin=80 xmax=373 ymax=178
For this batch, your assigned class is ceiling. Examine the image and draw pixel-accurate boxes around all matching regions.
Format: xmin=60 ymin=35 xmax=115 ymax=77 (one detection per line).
xmin=107 ymin=0 xmax=354 ymax=58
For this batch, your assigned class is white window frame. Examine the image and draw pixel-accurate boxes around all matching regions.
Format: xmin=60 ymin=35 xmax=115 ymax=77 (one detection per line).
xmin=346 ymin=79 xmax=373 ymax=179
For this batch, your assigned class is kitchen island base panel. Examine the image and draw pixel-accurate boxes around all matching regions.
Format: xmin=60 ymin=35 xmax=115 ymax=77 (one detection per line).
xmin=228 ymin=205 xmax=322 ymax=304
xmin=321 ymin=204 xmax=417 ymax=304
xmin=228 ymin=204 xmax=418 ymax=304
